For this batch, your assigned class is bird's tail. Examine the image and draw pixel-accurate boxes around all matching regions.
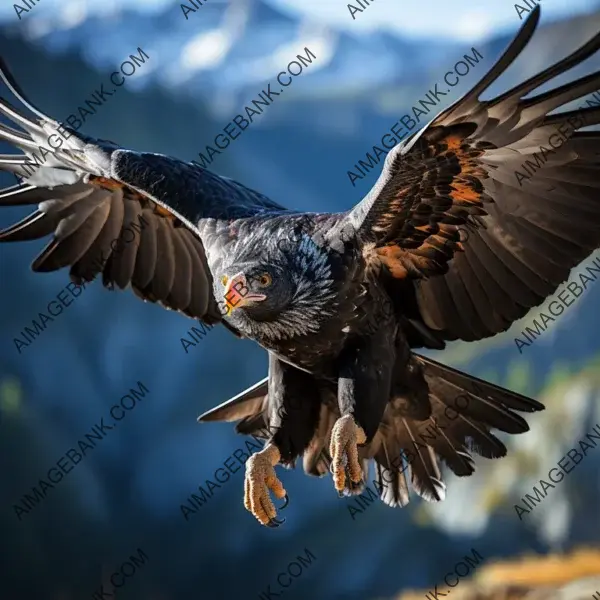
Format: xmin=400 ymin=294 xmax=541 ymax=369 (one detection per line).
xmin=197 ymin=356 xmax=544 ymax=506
xmin=369 ymin=355 xmax=544 ymax=508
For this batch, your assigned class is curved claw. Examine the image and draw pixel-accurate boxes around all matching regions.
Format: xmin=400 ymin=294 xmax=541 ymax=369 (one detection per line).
xmin=347 ymin=467 xmax=364 ymax=492
xmin=337 ymin=468 xmax=363 ymax=497
xmin=278 ymin=494 xmax=290 ymax=510
xmin=259 ymin=497 xmax=286 ymax=528
xmin=266 ymin=516 xmax=286 ymax=528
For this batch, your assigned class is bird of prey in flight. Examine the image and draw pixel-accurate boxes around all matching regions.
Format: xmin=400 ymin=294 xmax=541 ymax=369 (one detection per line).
xmin=0 ymin=6 xmax=598 ymax=527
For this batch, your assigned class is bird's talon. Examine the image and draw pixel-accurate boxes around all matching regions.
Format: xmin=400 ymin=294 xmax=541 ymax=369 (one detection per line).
xmin=244 ymin=444 xmax=287 ymax=527
xmin=279 ymin=494 xmax=290 ymax=510
xmin=329 ymin=415 xmax=367 ymax=496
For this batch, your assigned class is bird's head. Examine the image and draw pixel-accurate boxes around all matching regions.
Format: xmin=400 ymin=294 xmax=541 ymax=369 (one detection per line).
xmin=220 ymin=266 xmax=290 ymax=317
xmin=215 ymin=227 xmax=339 ymax=340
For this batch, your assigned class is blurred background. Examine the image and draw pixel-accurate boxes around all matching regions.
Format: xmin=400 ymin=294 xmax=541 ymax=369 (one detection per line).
xmin=1 ymin=0 xmax=600 ymax=598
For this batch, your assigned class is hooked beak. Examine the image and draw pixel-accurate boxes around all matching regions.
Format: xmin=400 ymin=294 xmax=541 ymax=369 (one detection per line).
xmin=223 ymin=272 xmax=266 ymax=315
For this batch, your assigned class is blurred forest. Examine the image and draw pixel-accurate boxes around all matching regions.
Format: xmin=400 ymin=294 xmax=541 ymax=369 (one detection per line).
xmin=0 ymin=3 xmax=600 ymax=600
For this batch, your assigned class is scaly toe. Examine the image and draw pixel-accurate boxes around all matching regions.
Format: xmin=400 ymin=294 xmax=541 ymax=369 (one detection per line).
xmin=329 ymin=415 xmax=367 ymax=496
xmin=260 ymin=499 xmax=285 ymax=527
xmin=244 ymin=444 xmax=286 ymax=527
xmin=346 ymin=469 xmax=365 ymax=495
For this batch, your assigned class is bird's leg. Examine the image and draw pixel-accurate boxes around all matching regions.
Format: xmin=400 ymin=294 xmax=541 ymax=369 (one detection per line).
xmin=329 ymin=414 xmax=367 ymax=494
xmin=244 ymin=442 xmax=288 ymax=527
xmin=243 ymin=353 xmax=321 ymax=526
xmin=331 ymin=308 xmax=397 ymax=496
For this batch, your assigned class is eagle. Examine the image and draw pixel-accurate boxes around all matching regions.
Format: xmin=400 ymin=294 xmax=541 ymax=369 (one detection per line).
xmin=0 ymin=6 xmax=598 ymax=527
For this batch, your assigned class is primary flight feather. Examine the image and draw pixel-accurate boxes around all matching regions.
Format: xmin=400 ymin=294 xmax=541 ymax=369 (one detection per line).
xmin=1 ymin=6 xmax=598 ymax=526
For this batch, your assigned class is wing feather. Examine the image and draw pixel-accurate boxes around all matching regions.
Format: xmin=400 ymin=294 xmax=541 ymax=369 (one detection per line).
xmin=0 ymin=55 xmax=285 ymax=324
xmin=178 ymin=229 xmax=211 ymax=318
xmin=131 ymin=208 xmax=157 ymax=289
xmin=166 ymin=227 xmax=193 ymax=311
xmin=149 ymin=218 xmax=176 ymax=302
xmin=346 ymin=6 xmax=600 ymax=344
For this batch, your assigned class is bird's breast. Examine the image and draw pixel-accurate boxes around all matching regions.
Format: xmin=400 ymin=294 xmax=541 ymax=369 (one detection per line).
xmin=255 ymin=295 xmax=362 ymax=374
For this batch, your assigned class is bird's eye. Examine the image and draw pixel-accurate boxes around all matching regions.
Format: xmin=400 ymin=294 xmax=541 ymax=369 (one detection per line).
xmin=256 ymin=273 xmax=272 ymax=288
xmin=220 ymin=275 xmax=228 ymax=286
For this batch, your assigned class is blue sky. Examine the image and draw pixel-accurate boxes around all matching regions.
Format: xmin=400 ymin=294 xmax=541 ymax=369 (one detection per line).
xmin=263 ymin=0 xmax=596 ymax=40
xmin=3 ymin=0 xmax=599 ymax=116
xmin=3 ymin=0 xmax=598 ymax=41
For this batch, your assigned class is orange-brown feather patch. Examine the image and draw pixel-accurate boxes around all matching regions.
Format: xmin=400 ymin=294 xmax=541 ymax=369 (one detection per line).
xmin=153 ymin=204 xmax=176 ymax=220
xmin=368 ymin=130 xmax=491 ymax=280
xmin=90 ymin=176 xmax=124 ymax=191
xmin=443 ymin=135 xmax=463 ymax=152
xmin=374 ymin=245 xmax=441 ymax=279
xmin=450 ymin=181 xmax=480 ymax=204
xmin=90 ymin=176 xmax=179 ymax=223
xmin=90 ymin=175 xmax=153 ymax=207
xmin=375 ymin=246 xmax=409 ymax=278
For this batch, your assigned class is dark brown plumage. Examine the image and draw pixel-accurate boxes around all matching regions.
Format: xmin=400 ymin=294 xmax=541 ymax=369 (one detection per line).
xmin=0 ymin=6 xmax=598 ymax=526
xmin=201 ymin=6 xmax=600 ymax=517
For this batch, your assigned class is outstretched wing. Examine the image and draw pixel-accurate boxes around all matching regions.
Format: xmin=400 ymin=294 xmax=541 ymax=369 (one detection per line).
xmin=346 ymin=6 xmax=600 ymax=342
xmin=0 ymin=57 xmax=285 ymax=324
